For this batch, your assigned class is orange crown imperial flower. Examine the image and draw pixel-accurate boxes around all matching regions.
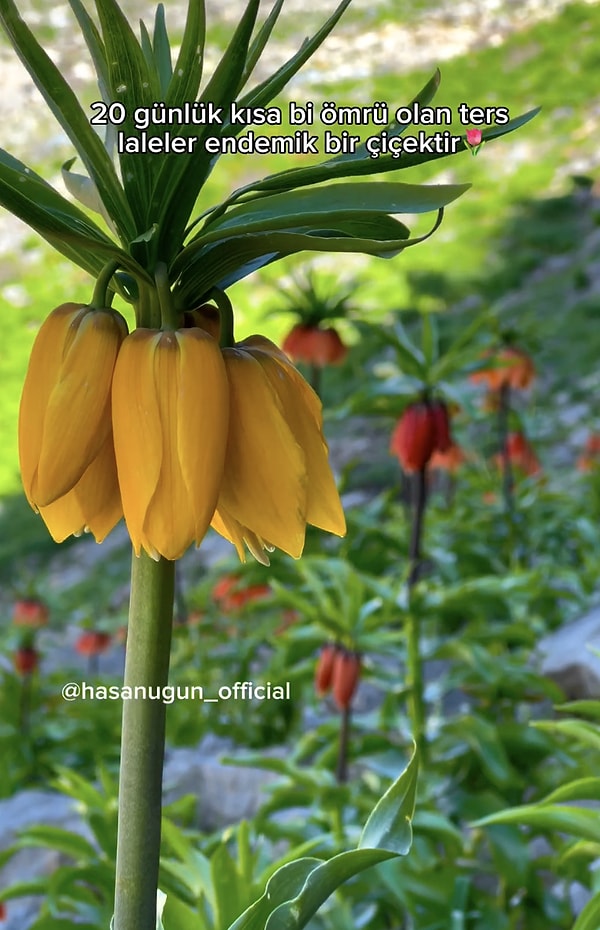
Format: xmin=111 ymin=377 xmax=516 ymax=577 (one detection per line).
xmin=12 ymin=597 xmax=49 ymax=628
xmin=111 ymin=326 xmax=229 ymax=562
xmin=75 ymin=630 xmax=112 ymax=656
xmin=18 ymin=302 xmax=127 ymax=542
xmin=315 ymin=642 xmax=338 ymax=697
xmin=282 ymin=323 xmax=348 ymax=367
xmin=390 ymin=399 xmax=452 ymax=473
xmin=13 ymin=645 xmax=39 ymax=676
xmin=332 ymin=649 xmax=361 ymax=711
xmin=210 ymin=335 xmax=346 ymax=565
xmin=470 ymin=347 xmax=535 ymax=392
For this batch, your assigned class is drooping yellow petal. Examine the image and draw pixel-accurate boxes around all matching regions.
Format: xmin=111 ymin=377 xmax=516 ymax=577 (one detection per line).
xmin=242 ymin=337 xmax=346 ymax=537
xmin=38 ymin=432 xmax=123 ymax=544
xmin=18 ymin=303 xmax=85 ymax=507
xmin=177 ymin=329 xmax=229 ymax=547
xmin=74 ymin=432 xmax=123 ymax=542
xmin=143 ymin=332 xmax=196 ymax=561
xmin=218 ymin=348 xmax=307 ymax=559
xmin=111 ymin=329 xmax=163 ymax=557
xmin=211 ymin=505 xmax=271 ymax=566
xmin=38 ymin=489 xmax=86 ymax=542
xmin=35 ymin=307 xmax=128 ymax=506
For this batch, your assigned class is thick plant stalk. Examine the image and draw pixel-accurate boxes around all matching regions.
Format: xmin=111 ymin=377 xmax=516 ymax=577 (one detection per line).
xmin=498 ymin=382 xmax=514 ymax=518
xmin=336 ymin=705 xmax=351 ymax=783
xmin=406 ymin=466 xmax=428 ymax=758
xmin=114 ymin=551 xmax=175 ymax=930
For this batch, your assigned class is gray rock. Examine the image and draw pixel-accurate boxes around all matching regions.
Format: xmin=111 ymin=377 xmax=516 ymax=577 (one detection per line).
xmin=538 ymin=604 xmax=600 ymax=698
xmin=0 ymin=790 xmax=90 ymax=930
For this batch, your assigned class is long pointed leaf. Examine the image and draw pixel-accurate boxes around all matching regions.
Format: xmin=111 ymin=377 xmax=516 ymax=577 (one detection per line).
xmin=94 ymin=0 xmax=161 ymax=230
xmin=201 ymin=181 xmax=468 ymax=237
xmin=153 ymin=0 xmax=260 ymax=259
xmin=241 ymin=0 xmax=285 ymax=89
xmin=212 ymin=107 xmax=539 ymax=205
xmin=0 ymin=0 xmax=134 ymax=241
xmin=166 ymin=0 xmax=205 ymax=106
xmin=236 ymin=0 xmax=352 ymax=114
xmin=172 ymin=210 xmax=447 ymax=304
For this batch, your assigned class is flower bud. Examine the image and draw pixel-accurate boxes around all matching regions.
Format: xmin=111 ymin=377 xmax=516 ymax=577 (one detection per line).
xmin=315 ymin=642 xmax=337 ymax=697
xmin=390 ymin=399 xmax=452 ymax=472
xmin=282 ymin=324 xmax=347 ymax=366
xmin=13 ymin=598 xmax=49 ymax=628
xmin=332 ymin=649 xmax=361 ymax=710
xmin=14 ymin=646 xmax=39 ymax=676
xmin=75 ymin=631 xmax=111 ymax=656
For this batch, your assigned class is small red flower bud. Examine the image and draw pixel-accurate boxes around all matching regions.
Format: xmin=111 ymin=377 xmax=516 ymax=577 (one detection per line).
xmin=315 ymin=642 xmax=337 ymax=696
xmin=390 ymin=400 xmax=452 ymax=472
xmin=494 ymin=431 xmax=541 ymax=477
xmin=466 ymin=128 xmax=482 ymax=146
xmin=212 ymin=574 xmax=270 ymax=611
xmin=14 ymin=646 xmax=39 ymax=675
xmin=470 ymin=347 xmax=535 ymax=392
xmin=332 ymin=649 xmax=361 ymax=710
xmin=430 ymin=400 xmax=451 ymax=453
xmin=282 ymin=324 xmax=347 ymax=367
xmin=12 ymin=598 xmax=49 ymax=628
xmin=75 ymin=631 xmax=112 ymax=657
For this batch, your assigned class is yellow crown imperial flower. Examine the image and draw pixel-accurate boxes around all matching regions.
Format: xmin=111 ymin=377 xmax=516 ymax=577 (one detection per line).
xmin=211 ymin=335 xmax=346 ymax=564
xmin=18 ymin=302 xmax=128 ymax=542
xmin=111 ymin=327 xmax=229 ymax=561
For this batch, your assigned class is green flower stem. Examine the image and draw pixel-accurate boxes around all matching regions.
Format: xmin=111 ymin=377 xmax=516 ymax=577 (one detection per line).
xmin=90 ymin=259 xmax=119 ymax=309
xmin=114 ymin=551 xmax=175 ymax=930
xmin=310 ymin=363 xmax=322 ymax=398
xmin=498 ymin=383 xmax=514 ymax=521
xmin=336 ymin=704 xmax=351 ymax=783
xmin=406 ymin=466 xmax=428 ymax=759
xmin=211 ymin=287 xmax=236 ymax=348
xmin=155 ymin=262 xmax=180 ymax=331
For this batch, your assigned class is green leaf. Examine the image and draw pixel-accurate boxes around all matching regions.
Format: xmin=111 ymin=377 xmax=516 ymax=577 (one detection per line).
xmin=227 ymin=751 xmax=417 ymax=930
xmin=421 ymin=312 xmax=439 ymax=368
xmin=166 ymin=0 xmax=205 ymax=106
xmin=0 ymin=0 xmax=134 ymax=241
xmin=360 ymin=745 xmax=418 ymax=855
xmin=0 ymin=151 xmax=145 ymax=279
xmin=211 ymin=844 xmax=244 ymax=930
xmin=94 ymin=0 xmax=160 ymax=230
xmin=62 ymin=158 xmax=112 ymax=224
xmin=461 ymin=716 xmax=515 ymax=789
xmin=541 ymin=778 xmax=600 ymax=805
xmin=152 ymin=5 xmax=173 ymax=97
xmin=533 ymin=719 xmax=600 ymax=753
xmin=67 ymin=0 xmax=110 ymax=101
xmin=557 ymin=700 xmax=600 ymax=721
xmin=573 ymin=893 xmax=600 ymax=930
xmin=172 ymin=212 xmax=446 ymax=304
xmin=201 ymin=181 xmax=468 ymax=237
xmin=326 ymin=70 xmax=441 ymax=167
xmin=236 ymin=0 xmax=352 ymax=113
xmin=241 ymin=0 xmax=285 ymax=88
xmin=152 ymin=0 xmax=260 ymax=260
xmin=475 ymin=805 xmax=600 ymax=844
xmin=13 ymin=825 xmax=99 ymax=861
